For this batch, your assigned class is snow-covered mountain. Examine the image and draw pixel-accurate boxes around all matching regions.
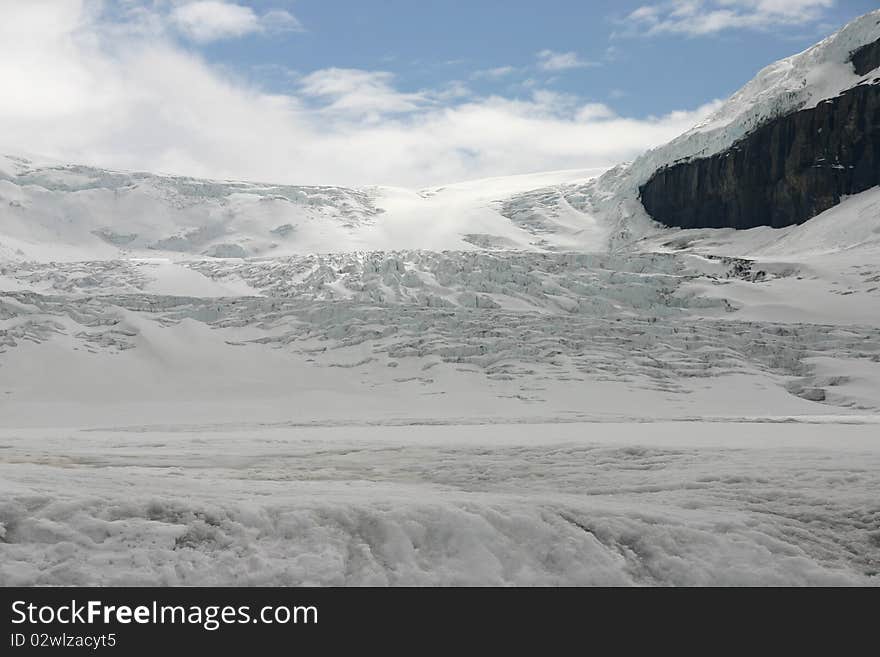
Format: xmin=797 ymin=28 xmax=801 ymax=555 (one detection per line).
xmin=580 ymin=8 xmax=880 ymax=241
xmin=3 ymin=12 xmax=879 ymax=261
xmin=0 ymin=153 xmax=606 ymax=261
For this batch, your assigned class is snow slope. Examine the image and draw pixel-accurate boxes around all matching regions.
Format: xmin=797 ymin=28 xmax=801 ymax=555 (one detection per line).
xmin=0 ymin=154 xmax=605 ymax=260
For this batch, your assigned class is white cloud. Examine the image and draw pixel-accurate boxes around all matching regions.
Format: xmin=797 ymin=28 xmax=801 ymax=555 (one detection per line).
xmin=536 ymin=49 xmax=598 ymax=71
xmin=622 ymin=0 xmax=835 ymax=36
xmin=471 ymin=66 xmax=518 ymax=79
xmin=0 ymin=1 xmax=721 ymax=188
xmin=262 ymin=9 xmax=303 ymax=32
xmin=576 ymin=103 xmax=619 ymax=121
xmin=299 ymin=68 xmax=428 ymax=118
xmin=170 ymin=1 xmax=302 ymax=43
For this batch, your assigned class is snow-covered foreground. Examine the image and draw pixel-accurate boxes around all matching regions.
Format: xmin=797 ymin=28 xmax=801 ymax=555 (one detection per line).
xmin=3 ymin=247 xmax=879 ymax=587
xmin=1 ymin=230 xmax=879 ymax=585
xmin=1 ymin=421 xmax=878 ymax=586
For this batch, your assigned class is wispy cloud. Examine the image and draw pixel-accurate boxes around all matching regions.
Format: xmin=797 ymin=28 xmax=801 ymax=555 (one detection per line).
xmin=170 ymin=1 xmax=303 ymax=43
xmin=471 ymin=66 xmax=518 ymax=80
xmin=620 ymin=0 xmax=835 ymax=37
xmin=536 ymin=49 xmax=599 ymax=71
xmin=298 ymin=68 xmax=427 ymax=118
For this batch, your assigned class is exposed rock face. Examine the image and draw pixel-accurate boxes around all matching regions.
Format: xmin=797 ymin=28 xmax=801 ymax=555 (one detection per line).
xmin=639 ymin=36 xmax=880 ymax=231
xmin=851 ymin=35 xmax=880 ymax=75
xmin=640 ymin=81 xmax=880 ymax=230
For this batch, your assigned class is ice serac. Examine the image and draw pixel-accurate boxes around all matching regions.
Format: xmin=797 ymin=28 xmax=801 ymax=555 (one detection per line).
xmin=638 ymin=19 xmax=880 ymax=230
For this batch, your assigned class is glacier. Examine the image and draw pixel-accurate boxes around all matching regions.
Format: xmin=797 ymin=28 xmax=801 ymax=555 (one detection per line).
xmin=1 ymin=12 xmax=880 ymax=587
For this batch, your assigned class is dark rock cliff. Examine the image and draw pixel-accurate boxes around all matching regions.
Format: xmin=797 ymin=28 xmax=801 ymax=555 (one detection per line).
xmin=851 ymin=35 xmax=880 ymax=76
xmin=640 ymin=45 xmax=880 ymax=230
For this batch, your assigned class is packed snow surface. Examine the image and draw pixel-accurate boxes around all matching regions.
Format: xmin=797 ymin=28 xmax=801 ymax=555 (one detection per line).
xmin=2 ymin=422 xmax=878 ymax=586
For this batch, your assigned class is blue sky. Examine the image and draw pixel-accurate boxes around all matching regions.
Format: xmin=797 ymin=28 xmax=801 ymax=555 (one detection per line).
xmin=199 ymin=0 xmax=876 ymax=115
xmin=0 ymin=1 xmax=876 ymax=186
